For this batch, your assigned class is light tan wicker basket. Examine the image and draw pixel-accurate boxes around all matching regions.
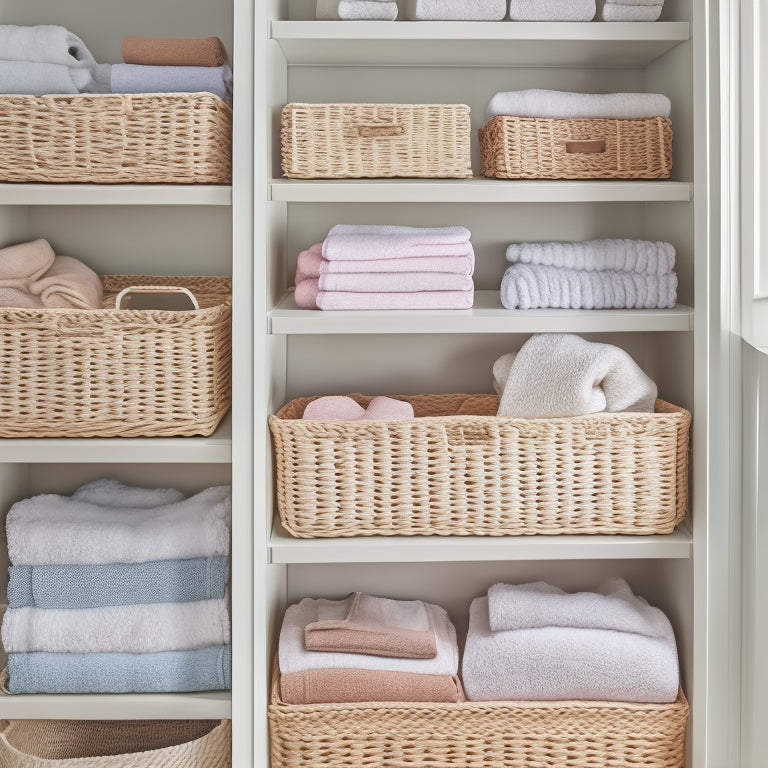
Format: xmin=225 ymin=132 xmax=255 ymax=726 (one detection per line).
xmin=281 ymin=103 xmax=473 ymax=179
xmin=269 ymin=393 xmax=690 ymax=538
xmin=0 ymin=93 xmax=232 ymax=183
xmin=0 ymin=275 xmax=232 ymax=438
xmin=479 ymin=115 xmax=673 ymax=179
xmin=0 ymin=719 xmax=230 ymax=768
xmin=269 ymin=666 xmax=688 ymax=768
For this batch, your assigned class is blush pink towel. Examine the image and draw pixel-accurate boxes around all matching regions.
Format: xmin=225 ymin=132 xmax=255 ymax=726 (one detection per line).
xmin=295 ymin=244 xmax=325 ymax=282
xmin=303 ymin=396 xmax=414 ymax=421
xmin=294 ymin=278 xmax=319 ymax=309
xmin=30 ymin=255 xmax=103 ymax=309
xmin=319 ymin=272 xmax=474 ymax=293
xmin=316 ymin=290 xmax=474 ymax=311
xmin=0 ymin=239 xmax=55 ymax=308
xmin=323 ymin=225 xmax=472 ymax=261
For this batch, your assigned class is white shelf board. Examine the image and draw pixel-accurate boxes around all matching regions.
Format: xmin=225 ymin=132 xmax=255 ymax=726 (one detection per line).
xmin=0 ymin=184 xmax=232 ymax=206
xmin=270 ymin=291 xmax=694 ymax=334
xmin=0 ymin=412 xmax=232 ymax=463
xmin=270 ymin=521 xmax=693 ymax=563
xmin=270 ymin=178 xmax=692 ymax=203
xmin=272 ymin=21 xmax=690 ymax=68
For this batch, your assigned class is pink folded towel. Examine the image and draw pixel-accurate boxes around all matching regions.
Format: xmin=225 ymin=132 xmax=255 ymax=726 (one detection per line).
xmin=0 ymin=239 xmax=55 ymax=309
xmin=295 ymin=278 xmax=319 ymax=309
xmin=303 ymin=396 xmax=414 ymax=421
xmin=316 ymin=290 xmax=474 ymax=311
xmin=323 ymin=225 xmax=472 ymax=261
xmin=319 ymin=272 xmax=474 ymax=293
xmin=295 ymin=244 xmax=325 ymax=282
xmin=30 ymin=255 xmax=103 ymax=309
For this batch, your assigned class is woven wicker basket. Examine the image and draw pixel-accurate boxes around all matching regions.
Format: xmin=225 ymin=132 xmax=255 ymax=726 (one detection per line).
xmin=269 ymin=667 xmax=688 ymax=768
xmin=269 ymin=393 xmax=690 ymax=538
xmin=0 ymin=275 xmax=232 ymax=438
xmin=0 ymin=93 xmax=232 ymax=183
xmin=0 ymin=719 xmax=230 ymax=768
xmin=281 ymin=103 xmax=473 ymax=179
xmin=479 ymin=115 xmax=673 ymax=179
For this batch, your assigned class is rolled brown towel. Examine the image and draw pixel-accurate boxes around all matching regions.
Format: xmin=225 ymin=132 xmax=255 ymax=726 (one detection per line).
xmin=122 ymin=36 xmax=227 ymax=67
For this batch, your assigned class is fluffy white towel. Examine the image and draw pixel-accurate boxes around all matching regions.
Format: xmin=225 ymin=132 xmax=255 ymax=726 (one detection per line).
xmin=496 ymin=333 xmax=657 ymax=417
xmin=0 ymin=60 xmax=92 ymax=95
xmin=508 ymin=0 xmax=596 ymax=21
xmin=317 ymin=0 xmax=399 ymax=19
xmin=319 ymin=273 xmax=474 ymax=293
xmin=0 ymin=24 xmax=98 ymax=69
xmin=279 ymin=597 xmax=458 ymax=675
xmin=72 ymin=479 xmax=185 ymax=508
xmin=462 ymin=597 xmax=679 ymax=703
xmin=506 ymin=239 xmax=675 ymax=277
xmin=501 ymin=263 xmax=678 ymax=310
xmin=492 ymin=352 xmax=517 ymax=395
xmin=6 ymin=486 xmax=231 ymax=566
xmin=404 ymin=0 xmax=507 ymax=21
xmin=2 ymin=599 xmax=230 ymax=654
xmin=599 ymin=3 xmax=663 ymax=21
xmin=485 ymin=89 xmax=671 ymax=122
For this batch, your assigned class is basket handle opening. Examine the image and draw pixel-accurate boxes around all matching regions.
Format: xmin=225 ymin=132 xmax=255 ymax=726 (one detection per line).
xmin=115 ymin=286 xmax=200 ymax=311
xmin=355 ymin=124 xmax=405 ymax=138
xmin=565 ymin=140 xmax=607 ymax=154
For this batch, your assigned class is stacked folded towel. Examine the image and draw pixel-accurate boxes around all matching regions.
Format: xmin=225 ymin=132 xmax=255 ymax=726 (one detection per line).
xmin=317 ymin=0 xmax=399 ymax=19
xmin=508 ymin=0 xmax=596 ymax=21
xmin=278 ymin=594 xmax=462 ymax=704
xmin=462 ymin=577 xmax=680 ymax=702
xmin=502 ymin=239 xmax=678 ymax=309
xmin=404 ymin=0 xmax=507 ymax=21
xmin=294 ymin=225 xmax=475 ymax=311
xmin=598 ymin=0 xmax=663 ymax=21
xmin=2 ymin=480 xmax=232 ymax=694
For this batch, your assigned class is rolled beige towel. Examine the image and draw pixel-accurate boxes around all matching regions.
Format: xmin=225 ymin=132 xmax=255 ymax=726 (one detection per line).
xmin=122 ymin=36 xmax=227 ymax=67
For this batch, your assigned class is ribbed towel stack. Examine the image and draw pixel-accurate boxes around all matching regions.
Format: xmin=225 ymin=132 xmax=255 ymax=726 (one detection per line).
xmin=598 ymin=0 xmax=663 ymax=21
xmin=294 ymin=225 xmax=475 ymax=311
xmin=278 ymin=594 xmax=463 ymax=704
xmin=501 ymin=239 xmax=678 ymax=309
xmin=317 ymin=0 xmax=399 ymax=19
xmin=462 ymin=578 xmax=680 ymax=703
xmin=2 ymin=480 xmax=232 ymax=694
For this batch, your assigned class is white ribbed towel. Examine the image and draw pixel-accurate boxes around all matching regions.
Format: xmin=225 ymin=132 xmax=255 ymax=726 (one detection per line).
xmin=501 ymin=263 xmax=678 ymax=309
xmin=317 ymin=0 xmax=399 ymax=19
xmin=508 ymin=0 xmax=596 ymax=21
xmin=72 ymin=479 xmax=185 ymax=508
xmin=486 ymin=89 xmax=671 ymax=121
xmin=1 ymin=599 xmax=230 ymax=654
xmin=496 ymin=333 xmax=658 ymax=417
xmin=6 ymin=486 xmax=231 ymax=566
xmin=404 ymin=0 xmax=507 ymax=20
xmin=279 ymin=597 xmax=458 ymax=675
xmin=599 ymin=3 xmax=663 ymax=21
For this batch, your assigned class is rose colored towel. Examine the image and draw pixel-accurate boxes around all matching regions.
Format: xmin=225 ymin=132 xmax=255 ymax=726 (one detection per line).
xmin=295 ymin=278 xmax=319 ymax=308
xmin=0 ymin=239 xmax=54 ymax=308
xmin=29 ymin=254 xmax=103 ymax=309
xmin=302 ymin=396 xmax=414 ymax=421
xmin=122 ymin=36 xmax=227 ymax=67
xmin=319 ymin=272 xmax=474 ymax=293
xmin=323 ymin=225 xmax=472 ymax=261
xmin=315 ymin=290 xmax=474 ymax=311
xmin=280 ymin=668 xmax=463 ymax=704
xmin=305 ymin=592 xmax=437 ymax=658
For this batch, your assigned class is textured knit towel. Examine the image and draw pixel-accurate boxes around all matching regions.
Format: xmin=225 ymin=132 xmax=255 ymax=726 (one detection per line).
xmin=599 ymin=2 xmax=663 ymax=21
xmin=508 ymin=0 xmax=596 ymax=21
xmin=111 ymin=63 xmax=233 ymax=104
xmin=122 ymin=36 xmax=227 ymax=67
xmin=0 ymin=239 xmax=54 ymax=308
xmin=404 ymin=0 xmax=507 ymax=21
xmin=29 ymin=254 xmax=103 ymax=309
xmin=317 ymin=0 xmax=399 ymax=20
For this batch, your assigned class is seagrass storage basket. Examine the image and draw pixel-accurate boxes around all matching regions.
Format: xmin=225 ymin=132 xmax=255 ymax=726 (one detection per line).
xmin=0 ymin=93 xmax=232 ymax=183
xmin=269 ymin=393 xmax=691 ymax=538
xmin=0 ymin=275 xmax=232 ymax=438
xmin=281 ymin=103 xmax=473 ymax=178
xmin=479 ymin=115 xmax=673 ymax=179
xmin=269 ymin=667 xmax=688 ymax=768
xmin=0 ymin=719 xmax=231 ymax=768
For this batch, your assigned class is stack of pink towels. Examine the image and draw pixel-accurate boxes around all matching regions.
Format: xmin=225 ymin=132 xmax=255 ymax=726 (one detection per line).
xmin=294 ymin=224 xmax=475 ymax=311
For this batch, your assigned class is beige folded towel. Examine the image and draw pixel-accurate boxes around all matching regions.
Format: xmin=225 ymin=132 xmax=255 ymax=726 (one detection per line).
xmin=122 ymin=36 xmax=227 ymax=67
xmin=30 ymin=255 xmax=103 ymax=309
xmin=0 ymin=239 xmax=55 ymax=308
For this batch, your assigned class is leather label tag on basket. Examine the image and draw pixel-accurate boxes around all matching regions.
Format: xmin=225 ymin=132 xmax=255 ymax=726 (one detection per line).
xmin=565 ymin=140 xmax=607 ymax=154
xmin=356 ymin=124 xmax=405 ymax=138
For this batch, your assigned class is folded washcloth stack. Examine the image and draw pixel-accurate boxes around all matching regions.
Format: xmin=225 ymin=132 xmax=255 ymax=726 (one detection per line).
xmin=279 ymin=594 xmax=462 ymax=704
xmin=2 ymin=480 xmax=232 ymax=694
xmin=502 ymin=238 xmax=678 ymax=309
xmin=598 ymin=0 xmax=663 ymax=21
xmin=508 ymin=0 xmax=596 ymax=21
xmin=317 ymin=0 xmax=399 ymax=19
xmin=462 ymin=577 xmax=680 ymax=702
xmin=294 ymin=225 xmax=475 ymax=311
xmin=404 ymin=0 xmax=507 ymax=20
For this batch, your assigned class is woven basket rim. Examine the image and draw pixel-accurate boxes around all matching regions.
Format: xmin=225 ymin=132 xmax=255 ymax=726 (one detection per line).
xmin=283 ymin=101 xmax=471 ymax=109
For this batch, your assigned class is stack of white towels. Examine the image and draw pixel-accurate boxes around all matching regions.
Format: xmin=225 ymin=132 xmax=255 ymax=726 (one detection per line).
xmin=317 ymin=0 xmax=398 ymax=20
xmin=2 ymin=480 xmax=232 ymax=695
xmin=598 ymin=0 xmax=664 ymax=22
xmin=462 ymin=577 xmax=680 ymax=703
xmin=294 ymin=225 xmax=475 ymax=311
xmin=501 ymin=238 xmax=678 ymax=310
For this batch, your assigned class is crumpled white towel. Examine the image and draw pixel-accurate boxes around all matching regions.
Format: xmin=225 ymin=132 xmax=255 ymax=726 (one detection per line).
xmin=508 ymin=0 xmax=596 ymax=21
xmin=486 ymin=89 xmax=671 ymax=122
xmin=323 ymin=225 xmax=472 ymax=261
xmin=2 ymin=599 xmax=230 ymax=654
xmin=317 ymin=0 xmax=399 ymax=19
xmin=462 ymin=596 xmax=679 ymax=703
xmin=72 ymin=479 xmax=185 ymax=508
xmin=501 ymin=263 xmax=678 ymax=310
xmin=506 ymin=239 xmax=675 ymax=277
xmin=496 ymin=333 xmax=658 ymax=417
xmin=404 ymin=0 xmax=507 ymax=21
xmin=599 ymin=3 xmax=663 ymax=21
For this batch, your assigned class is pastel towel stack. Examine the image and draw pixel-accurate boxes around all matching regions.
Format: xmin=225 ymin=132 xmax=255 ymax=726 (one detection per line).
xmin=2 ymin=480 xmax=232 ymax=694
xmin=294 ymin=225 xmax=475 ymax=311
xmin=508 ymin=0 xmax=596 ymax=21
xmin=404 ymin=0 xmax=507 ymax=21
xmin=317 ymin=0 xmax=399 ymax=19
xmin=598 ymin=0 xmax=663 ymax=21
xmin=461 ymin=577 xmax=680 ymax=703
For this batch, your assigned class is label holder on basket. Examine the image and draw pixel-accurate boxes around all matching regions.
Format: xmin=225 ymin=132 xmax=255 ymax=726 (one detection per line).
xmin=565 ymin=140 xmax=607 ymax=154
xmin=115 ymin=285 xmax=199 ymax=311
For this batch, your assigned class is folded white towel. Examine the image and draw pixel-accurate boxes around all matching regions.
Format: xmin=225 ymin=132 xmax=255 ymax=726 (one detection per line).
xmin=496 ymin=333 xmax=657 ymax=417
xmin=72 ymin=479 xmax=185 ymax=508
xmin=501 ymin=263 xmax=678 ymax=310
xmin=508 ymin=0 xmax=596 ymax=21
xmin=0 ymin=24 xmax=98 ymax=69
xmin=6 ymin=486 xmax=231 ymax=566
xmin=506 ymin=239 xmax=675 ymax=277
xmin=599 ymin=3 xmax=663 ymax=21
xmin=317 ymin=0 xmax=399 ymax=19
xmin=1 ymin=599 xmax=230 ymax=654
xmin=279 ymin=597 xmax=459 ymax=675
xmin=404 ymin=0 xmax=507 ymax=21
xmin=601 ymin=0 xmax=661 ymax=6
xmin=486 ymin=89 xmax=671 ymax=122
xmin=0 ymin=60 xmax=92 ymax=95
xmin=462 ymin=597 xmax=679 ymax=703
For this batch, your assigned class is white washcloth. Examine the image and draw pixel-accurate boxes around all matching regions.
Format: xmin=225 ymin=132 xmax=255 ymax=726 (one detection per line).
xmin=0 ymin=60 xmax=92 ymax=95
xmin=6 ymin=486 xmax=231 ymax=566
xmin=279 ymin=597 xmax=458 ymax=675
xmin=501 ymin=263 xmax=678 ymax=309
xmin=486 ymin=89 xmax=671 ymax=122
xmin=317 ymin=0 xmax=399 ymax=19
xmin=508 ymin=0 xmax=596 ymax=21
xmin=1 ymin=599 xmax=230 ymax=654
xmin=462 ymin=597 xmax=679 ymax=703
xmin=599 ymin=3 xmax=663 ymax=21
xmin=404 ymin=0 xmax=507 ymax=21
xmin=506 ymin=239 xmax=675 ymax=277
xmin=72 ymin=479 xmax=185 ymax=508
xmin=496 ymin=333 xmax=658 ymax=417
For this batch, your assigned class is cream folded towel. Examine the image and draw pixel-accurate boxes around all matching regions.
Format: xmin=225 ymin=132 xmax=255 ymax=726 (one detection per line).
xmin=29 ymin=254 xmax=103 ymax=309
xmin=0 ymin=239 xmax=54 ymax=308
xmin=508 ymin=0 xmax=596 ymax=21
xmin=599 ymin=3 xmax=663 ymax=21
xmin=404 ymin=0 xmax=507 ymax=21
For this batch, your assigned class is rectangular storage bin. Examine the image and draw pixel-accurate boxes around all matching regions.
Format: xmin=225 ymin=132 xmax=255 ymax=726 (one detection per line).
xmin=0 ymin=275 xmax=232 ymax=438
xmin=281 ymin=103 xmax=473 ymax=179
xmin=269 ymin=393 xmax=690 ymax=538
xmin=0 ymin=93 xmax=232 ymax=184
xmin=478 ymin=115 xmax=673 ymax=179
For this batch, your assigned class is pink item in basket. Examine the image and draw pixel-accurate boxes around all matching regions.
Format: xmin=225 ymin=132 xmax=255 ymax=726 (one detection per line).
xmin=302 ymin=397 xmax=366 ymax=421
xmin=362 ymin=396 xmax=414 ymax=421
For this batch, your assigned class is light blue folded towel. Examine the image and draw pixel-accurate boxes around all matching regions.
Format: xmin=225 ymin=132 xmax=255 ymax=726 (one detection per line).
xmin=7 ymin=557 xmax=228 ymax=609
xmin=0 ymin=60 xmax=92 ymax=94
xmin=5 ymin=644 xmax=231 ymax=694
xmin=110 ymin=63 xmax=232 ymax=104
